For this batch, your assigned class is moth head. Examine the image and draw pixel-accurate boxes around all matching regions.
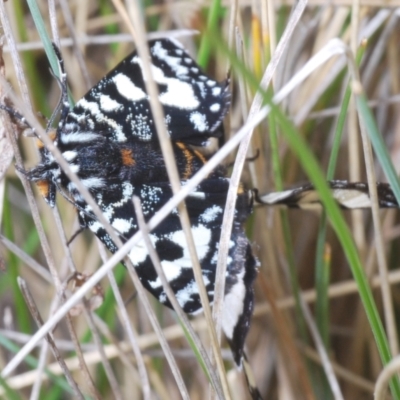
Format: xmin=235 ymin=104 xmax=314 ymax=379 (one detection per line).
xmin=35 ymin=179 xmax=57 ymax=207
xmin=16 ymin=162 xmax=58 ymax=207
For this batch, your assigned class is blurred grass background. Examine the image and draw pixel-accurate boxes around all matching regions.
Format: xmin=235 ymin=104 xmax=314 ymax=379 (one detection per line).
xmin=1 ymin=0 xmax=400 ymax=399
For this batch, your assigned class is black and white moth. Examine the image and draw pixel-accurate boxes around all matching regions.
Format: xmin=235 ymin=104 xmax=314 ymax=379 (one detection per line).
xmin=20 ymin=38 xmax=258 ymax=367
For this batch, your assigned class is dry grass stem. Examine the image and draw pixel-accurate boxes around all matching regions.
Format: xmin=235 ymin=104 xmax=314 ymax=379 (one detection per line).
xmin=300 ymin=297 xmax=344 ymax=400
xmin=97 ymin=239 xmax=152 ymax=400
xmin=17 ymin=277 xmax=85 ymax=399
xmin=375 ymin=354 xmax=400 ymax=400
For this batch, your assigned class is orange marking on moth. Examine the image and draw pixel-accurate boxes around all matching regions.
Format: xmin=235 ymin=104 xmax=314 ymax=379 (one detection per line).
xmin=193 ymin=149 xmax=207 ymax=165
xmin=36 ymin=130 xmax=57 ymax=149
xmin=176 ymin=142 xmax=194 ymax=180
xmin=36 ymin=180 xmax=50 ymax=198
xmin=121 ymin=149 xmax=136 ymax=166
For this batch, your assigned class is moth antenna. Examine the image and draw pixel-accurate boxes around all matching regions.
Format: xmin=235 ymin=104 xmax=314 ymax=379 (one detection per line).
xmin=254 ymin=180 xmax=400 ymax=209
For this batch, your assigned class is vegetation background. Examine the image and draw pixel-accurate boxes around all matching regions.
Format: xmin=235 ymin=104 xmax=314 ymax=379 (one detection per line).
xmin=1 ymin=0 xmax=400 ymax=399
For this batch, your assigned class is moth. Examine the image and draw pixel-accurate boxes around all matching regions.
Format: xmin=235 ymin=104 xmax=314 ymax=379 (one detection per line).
xmin=18 ymin=38 xmax=258 ymax=367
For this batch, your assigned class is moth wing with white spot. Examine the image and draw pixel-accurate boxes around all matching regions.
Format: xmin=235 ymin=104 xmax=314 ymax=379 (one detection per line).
xmin=137 ymin=178 xmax=257 ymax=366
xmin=62 ymin=39 xmax=229 ymax=146
xmin=79 ymin=177 xmax=257 ymax=366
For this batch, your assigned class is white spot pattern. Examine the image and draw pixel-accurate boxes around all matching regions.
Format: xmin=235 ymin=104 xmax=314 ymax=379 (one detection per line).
xmin=189 ymin=112 xmax=208 ymax=132
xmin=221 ymin=270 xmax=246 ymax=339
xmin=69 ymin=164 xmax=80 ymax=173
xmin=152 ymin=41 xmax=189 ymax=76
xmin=132 ymin=57 xmax=200 ymax=110
xmin=212 ymin=87 xmax=222 ymax=96
xmin=75 ymin=98 xmax=127 ymax=142
xmin=62 ymin=151 xmax=77 ymax=161
xmin=129 ymin=239 xmax=149 ymax=265
xmin=112 ymin=218 xmax=133 ymax=234
xmin=167 ymin=225 xmax=211 ymax=264
xmin=175 ymin=275 xmax=210 ymax=312
xmin=100 ymin=94 xmax=122 ymax=111
xmin=130 ymin=114 xmax=152 ymax=141
xmin=200 ymin=205 xmax=222 ymax=223
xmin=210 ymin=103 xmax=220 ymax=112
xmin=81 ymin=177 xmax=105 ymax=189
xmin=112 ymin=73 xmax=147 ymax=101
xmin=60 ymin=131 xmax=100 ymax=144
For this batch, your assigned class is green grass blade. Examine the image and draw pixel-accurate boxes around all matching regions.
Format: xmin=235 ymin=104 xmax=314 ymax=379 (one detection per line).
xmin=314 ymin=43 xmax=367 ymax=354
xmin=268 ymin=91 xmax=310 ymax=345
xmin=197 ymin=0 xmax=223 ymax=68
xmin=26 ymin=0 xmax=74 ymax=107
xmin=25 ymin=0 xmax=58 ymax=76
xmin=355 ymin=94 xmax=400 ymax=203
